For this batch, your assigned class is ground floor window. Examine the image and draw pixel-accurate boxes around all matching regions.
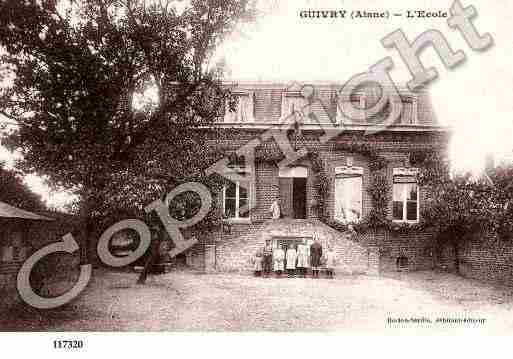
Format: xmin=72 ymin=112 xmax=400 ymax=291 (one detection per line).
xmin=0 ymin=230 xmax=25 ymax=262
xmin=392 ymin=168 xmax=419 ymax=222
xmin=223 ymin=180 xmax=250 ymax=219
xmin=334 ymin=166 xmax=363 ymax=223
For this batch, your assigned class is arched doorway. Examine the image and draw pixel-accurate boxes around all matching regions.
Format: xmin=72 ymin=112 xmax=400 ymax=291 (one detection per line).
xmin=278 ymin=166 xmax=308 ymax=219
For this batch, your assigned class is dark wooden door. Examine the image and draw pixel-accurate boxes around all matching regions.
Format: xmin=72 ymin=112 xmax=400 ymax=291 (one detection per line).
xmin=279 ymin=177 xmax=293 ymax=218
xmin=293 ymin=178 xmax=307 ymax=219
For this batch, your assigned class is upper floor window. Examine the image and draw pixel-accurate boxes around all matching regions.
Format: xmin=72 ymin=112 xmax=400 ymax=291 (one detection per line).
xmin=334 ymin=166 xmax=363 ymax=223
xmin=392 ymin=168 xmax=419 ymax=222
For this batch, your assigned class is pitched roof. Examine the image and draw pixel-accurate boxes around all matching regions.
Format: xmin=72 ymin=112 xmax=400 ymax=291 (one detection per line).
xmin=0 ymin=201 xmax=54 ymax=221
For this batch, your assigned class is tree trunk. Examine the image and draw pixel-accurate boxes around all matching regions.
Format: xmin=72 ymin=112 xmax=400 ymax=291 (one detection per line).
xmin=453 ymin=241 xmax=460 ymax=274
xmin=79 ymin=182 xmax=109 ymax=265
xmin=452 ymin=232 xmax=460 ymax=274
xmin=79 ymin=195 xmax=94 ymax=265
xmin=137 ymin=236 xmax=160 ymax=285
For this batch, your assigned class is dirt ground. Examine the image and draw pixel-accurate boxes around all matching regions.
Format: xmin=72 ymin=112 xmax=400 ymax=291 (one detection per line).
xmin=3 ymin=268 xmax=513 ymax=332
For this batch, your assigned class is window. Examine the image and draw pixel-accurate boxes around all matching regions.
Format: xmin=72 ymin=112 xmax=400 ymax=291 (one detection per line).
xmin=253 ymin=89 xmax=282 ymax=121
xmin=403 ymin=97 xmax=418 ymax=125
xmin=223 ymin=181 xmax=250 ymax=219
xmin=223 ymin=93 xmax=254 ymax=123
xmin=227 ymin=154 xmax=246 ymax=170
xmin=334 ymin=166 xmax=363 ymax=223
xmin=1 ymin=246 xmax=13 ymax=262
xmin=393 ymin=168 xmax=419 ymax=222
xmin=11 ymin=232 xmax=23 ymax=261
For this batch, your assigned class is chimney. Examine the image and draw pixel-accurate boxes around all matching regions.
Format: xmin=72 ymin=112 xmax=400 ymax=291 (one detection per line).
xmin=484 ymin=153 xmax=495 ymax=174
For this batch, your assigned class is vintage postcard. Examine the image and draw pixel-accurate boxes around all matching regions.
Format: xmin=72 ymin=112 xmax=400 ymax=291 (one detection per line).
xmin=0 ymin=0 xmax=511 ymax=356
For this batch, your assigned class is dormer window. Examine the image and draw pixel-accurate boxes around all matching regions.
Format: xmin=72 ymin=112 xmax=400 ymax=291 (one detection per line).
xmin=359 ymin=94 xmax=367 ymax=110
xmin=253 ymin=89 xmax=282 ymax=122
xmin=343 ymin=93 xmax=368 ymax=123
xmin=402 ymin=96 xmax=418 ymax=125
xmin=222 ymin=91 xmax=255 ymax=123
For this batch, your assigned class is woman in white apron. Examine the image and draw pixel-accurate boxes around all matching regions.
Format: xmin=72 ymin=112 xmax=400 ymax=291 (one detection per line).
xmin=273 ymin=245 xmax=285 ymax=277
xmin=286 ymin=244 xmax=297 ymax=278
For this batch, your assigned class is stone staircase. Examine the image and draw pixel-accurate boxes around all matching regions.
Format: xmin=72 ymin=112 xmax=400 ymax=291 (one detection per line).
xmin=258 ymin=219 xmax=378 ymax=275
xmin=214 ymin=218 xmax=380 ymax=275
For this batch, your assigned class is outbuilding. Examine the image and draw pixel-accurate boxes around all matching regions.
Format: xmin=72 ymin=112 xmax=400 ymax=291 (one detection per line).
xmin=0 ymin=201 xmax=54 ymax=307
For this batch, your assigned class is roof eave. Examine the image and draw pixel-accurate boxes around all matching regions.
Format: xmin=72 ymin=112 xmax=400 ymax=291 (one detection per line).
xmin=205 ymin=123 xmax=451 ymax=133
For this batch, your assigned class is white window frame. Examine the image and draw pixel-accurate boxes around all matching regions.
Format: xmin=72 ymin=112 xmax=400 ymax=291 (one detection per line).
xmin=223 ymin=91 xmax=254 ymax=123
xmin=223 ymin=181 xmax=251 ymax=222
xmin=334 ymin=166 xmax=363 ymax=224
xmin=359 ymin=94 xmax=367 ymax=110
xmin=410 ymin=98 xmax=418 ymax=125
xmin=392 ymin=168 xmax=420 ymax=223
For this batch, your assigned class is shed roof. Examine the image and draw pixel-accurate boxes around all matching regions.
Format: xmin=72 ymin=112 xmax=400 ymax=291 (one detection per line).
xmin=0 ymin=201 xmax=54 ymax=221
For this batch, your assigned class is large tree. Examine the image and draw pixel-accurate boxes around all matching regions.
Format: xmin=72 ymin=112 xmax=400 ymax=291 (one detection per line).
xmin=0 ymin=0 xmax=255 ymax=280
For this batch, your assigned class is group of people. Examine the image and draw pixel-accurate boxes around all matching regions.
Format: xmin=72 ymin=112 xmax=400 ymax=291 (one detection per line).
xmin=252 ymin=238 xmax=336 ymax=278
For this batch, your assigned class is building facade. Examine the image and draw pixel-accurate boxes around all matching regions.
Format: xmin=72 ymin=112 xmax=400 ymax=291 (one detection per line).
xmin=185 ymin=81 xmax=450 ymax=275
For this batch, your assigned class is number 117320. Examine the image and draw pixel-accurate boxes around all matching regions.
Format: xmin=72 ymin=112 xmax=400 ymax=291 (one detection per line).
xmin=53 ymin=340 xmax=84 ymax=349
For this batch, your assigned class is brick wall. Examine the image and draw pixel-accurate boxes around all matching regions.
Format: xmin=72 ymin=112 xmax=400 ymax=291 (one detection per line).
xmin=215 ymin=222 xmax=266 ymax=272
xmin=456 ymin=234 xmax=513 ymax=286
xmin=379 ymin=230 xmax=437 ymax=272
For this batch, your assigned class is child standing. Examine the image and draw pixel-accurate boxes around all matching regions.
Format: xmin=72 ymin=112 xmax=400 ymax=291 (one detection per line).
xmin=296 ymin=243 xmax=309 ymax=278
xmin=325 ymin=246 xmax=336 ymax=279
xmin=252 ymin=248 xmax=263 ymax=277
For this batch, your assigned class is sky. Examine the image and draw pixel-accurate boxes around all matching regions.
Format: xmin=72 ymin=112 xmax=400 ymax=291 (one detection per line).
xmin=217 ymin=0 xmax=513 ymax=168
xmin=1 ymin=0 xmax=512 ymax=209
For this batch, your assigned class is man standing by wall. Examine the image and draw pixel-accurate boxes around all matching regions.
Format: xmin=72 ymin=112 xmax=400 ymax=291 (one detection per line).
xmin=310 ymin=238 xmax=323 ymax=278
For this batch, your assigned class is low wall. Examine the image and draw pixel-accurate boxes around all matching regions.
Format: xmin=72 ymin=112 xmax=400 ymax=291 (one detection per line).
xmin=458 ymin=234 xmax=513 ymax=286
xmin=379 ymin=230 xmax=438 ymax=273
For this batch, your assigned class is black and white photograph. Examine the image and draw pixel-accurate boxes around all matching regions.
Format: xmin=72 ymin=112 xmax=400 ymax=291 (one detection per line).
xmin=0 ymin=0 xmax=512 ymax=356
